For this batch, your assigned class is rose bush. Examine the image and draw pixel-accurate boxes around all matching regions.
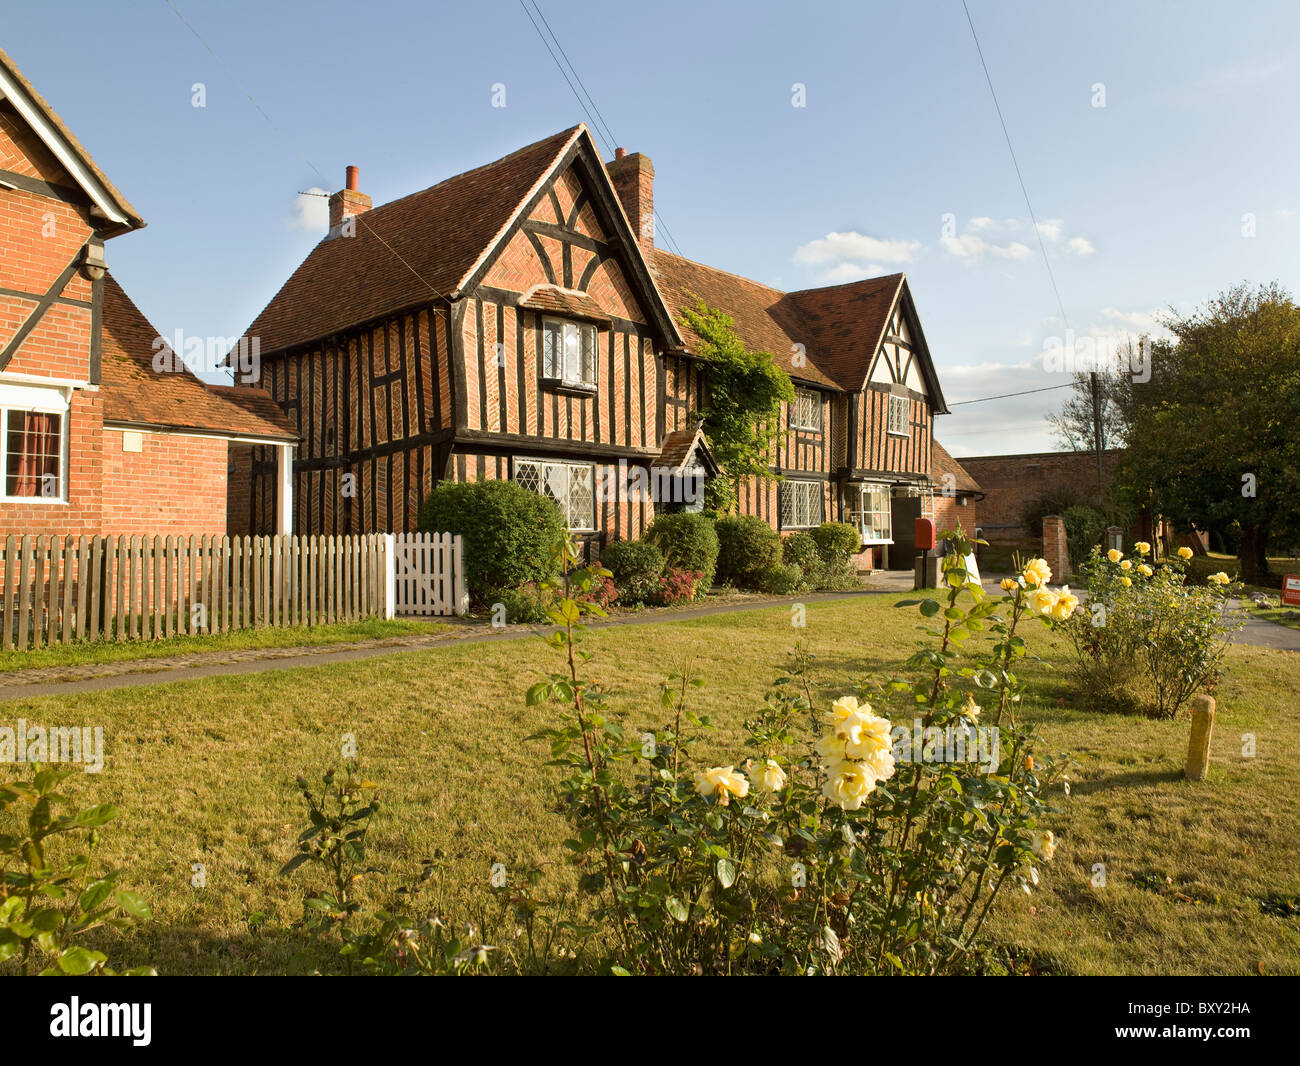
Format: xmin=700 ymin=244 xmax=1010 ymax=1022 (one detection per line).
xmin=525 ymin=530 xmax=1072 ymax=974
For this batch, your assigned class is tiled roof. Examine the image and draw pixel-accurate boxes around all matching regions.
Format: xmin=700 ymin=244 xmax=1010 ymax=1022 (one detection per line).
xmin=518 ymin=285 xmax=611 ymax=323
xmin=100 ymin=274 xmax=297 ymax=442
xmin=245 ymin=126 xmax=583 ymax=354
xmin=785 ymin=275 xmax=905 ymax=390
xmin=649 ymin=249 xmax=840 ymax=389
xmin=930 ymin=440 xmax=982 ymax=495
xmin=0 ymin=46 xmax=144 ymax=234
xmin=656 ymin=420 xmax=718 ymax=474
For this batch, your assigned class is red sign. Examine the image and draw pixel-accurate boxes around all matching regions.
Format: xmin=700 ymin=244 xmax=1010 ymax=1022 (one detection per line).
xmin=1283 ymin=575 xmax=1300 ymax=607
xmin=914 ymin=517 xmax=936 ymax=551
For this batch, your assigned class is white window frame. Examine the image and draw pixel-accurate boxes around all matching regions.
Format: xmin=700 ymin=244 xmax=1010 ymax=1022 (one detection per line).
xmin=0 ymin=381 xmax=69 ymax=504
xmin=779 ymin=478 xmax=824 ymax=530
xmin=541 ymin=318 xmax=598 ymax=389
xmin=853 ymin=482 xmax=892 ymax=544
xmin=513 ymin=456 xmax=597 ymax=532
xmin=790 ymin=388 xmax=822 ymax=431
xmin=887 ymin=393 xmax=910 ymax=437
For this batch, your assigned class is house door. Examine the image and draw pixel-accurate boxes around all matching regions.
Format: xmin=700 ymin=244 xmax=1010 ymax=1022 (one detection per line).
xmin=889 ymin=495 xmax=921 ymax=570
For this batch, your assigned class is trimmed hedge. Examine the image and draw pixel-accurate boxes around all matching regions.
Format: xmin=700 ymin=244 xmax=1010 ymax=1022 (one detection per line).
xmin=715 ymin=515 xmax=783 ymax=589
xmin=599 ymin=539 xmax=665 ymax=606
xmin=760 ymin=561 xmax=804 ymax=595
xmin=646 ymin=513 xmax=719 ymax=598
xmin=811 ymin=521 xmax=861 ymax=561
xmin=418 ymin=480 xmax=566 ymax=601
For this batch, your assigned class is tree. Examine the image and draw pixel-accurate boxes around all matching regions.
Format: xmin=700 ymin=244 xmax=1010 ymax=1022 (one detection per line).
xmin=679 ymin=300 xmax=795 ymax=512
xmin=1115 ymin=282 xmax=1300 ymax=585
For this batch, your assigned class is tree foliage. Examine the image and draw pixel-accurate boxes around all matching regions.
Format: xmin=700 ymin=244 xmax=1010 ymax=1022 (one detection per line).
xmin=1115 ymin=282 xmax=1300 ymax=584
xmin=679 ymin=300 xmax=795 ymax=510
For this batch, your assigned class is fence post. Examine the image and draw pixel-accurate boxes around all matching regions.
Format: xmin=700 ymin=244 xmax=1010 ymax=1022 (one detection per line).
xmin=453 ymin=534 xmax=469 ymax=615
xmin=381 ymin=533 xmax=396 ymax=619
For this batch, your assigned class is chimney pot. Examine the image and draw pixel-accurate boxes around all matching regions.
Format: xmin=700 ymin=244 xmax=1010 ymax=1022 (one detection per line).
xmin=346 ymin=165 xmax=359 ymax=191
xmin=614 ymin=147 xmax=626 ymax=159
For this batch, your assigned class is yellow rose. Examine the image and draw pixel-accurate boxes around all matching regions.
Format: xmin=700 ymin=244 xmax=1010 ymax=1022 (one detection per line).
xmin=1134 ymin=541 xmax=1151 ymax=555
xmin=746 ymin=758 xmax=787 ymax=794
xmin=1106 ymin=548 xmax=1123 ymax=563
xmin=1137 ymin=563 xmax=1153 ymax=577
xmin=1209 ymin=571 xmax=1230 ymax=585
xmin=1022 ymin=558 xmax=1052 ymax=587
xmin=1050 ymin=585 xmax=1080 ymax=620
xmin=1027 ymin=586 xmax=1058 ymax=616
xmin=825 ymin=697 xmax=892 ymax=761
xmin=1121 ymin=576 xmax=1132 ymax=587
xmin=1120 ymin=559 xmax=1132 ymax=571
xmin=822 ymin=761 xmax=879 ymax=811
xmin=962 ymin=694 xmax=982 ymax=721
xmin=1029 ymin=829 xmax=1057 ymax=861
xmin=1177 ymin=546 xmax=1193 ymax=560
xmin=1000 ymin=577 xmax=1020 ymax=593
xmin=694 ymin=765 xmax=749 ymax=806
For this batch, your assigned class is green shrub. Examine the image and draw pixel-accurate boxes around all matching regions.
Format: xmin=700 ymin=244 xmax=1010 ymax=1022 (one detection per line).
xmin=811 ymin=521 xmax=861 ymax=561
xmin=418 ymin=480 xmax=566 ymax=601
xmin=1063 ymin=546 xmax=1244 ymax=719
xmin=803 ymin=555 xmax=862 ymax=591
xmin=1020 ymin=493 xmax=1080 ymax=539
xmin=598 ymin=539 xmax=664 ymax=606
xmin=489 ymin=584 xmax=556 ymax=625
xmin=715 ymin=515 xmax=782 ymax=588
xmin=781 ymin=531 xmax=821 ymax=572
xmin=1061 ymin=505 xmax=1108 ymax=568
xmin=645 ymin=513 xmax=719 ymax=598
xmin=759 ymin=561 xmax=804 ymax=594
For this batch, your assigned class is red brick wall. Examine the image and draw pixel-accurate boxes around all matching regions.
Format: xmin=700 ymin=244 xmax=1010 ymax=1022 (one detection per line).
xmin=959 ymin=449 xmax=1123 ymax=541
xmin=100 ymin=428 xmax=229 ymax=533
xmin=933 ymin=492 xmax=977 ymax=538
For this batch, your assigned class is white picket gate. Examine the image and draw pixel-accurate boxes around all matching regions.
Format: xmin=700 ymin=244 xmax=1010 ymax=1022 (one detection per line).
xmin=389 ymin=532 xmax=468 ymax=617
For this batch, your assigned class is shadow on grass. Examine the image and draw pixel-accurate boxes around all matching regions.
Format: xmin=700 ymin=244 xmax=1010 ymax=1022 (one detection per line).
xmin=1068 ymin=767 xmax=1185 ymax=795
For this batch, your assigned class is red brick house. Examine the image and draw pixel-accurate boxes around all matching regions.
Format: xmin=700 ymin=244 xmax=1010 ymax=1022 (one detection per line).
xmin=930 ymin=440 xmax=983 ymax=539
xmin=0 ymin=47 xmax=297 ymax=538
xmin=233 ymin=124 xmax=953 ymax=567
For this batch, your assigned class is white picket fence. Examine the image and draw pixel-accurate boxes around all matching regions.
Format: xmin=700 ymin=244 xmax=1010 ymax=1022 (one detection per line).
xmin=390 ymin=532 xmax=469 ymax=617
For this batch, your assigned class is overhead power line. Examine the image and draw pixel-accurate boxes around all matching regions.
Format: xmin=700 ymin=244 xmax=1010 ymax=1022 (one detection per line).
xmin=947 ymin=381 xmax=1075 ymax=406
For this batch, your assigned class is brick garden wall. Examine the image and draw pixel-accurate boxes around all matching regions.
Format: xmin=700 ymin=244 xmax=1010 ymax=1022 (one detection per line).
xmin=959 ymin=449 xmax=1123 ymax=542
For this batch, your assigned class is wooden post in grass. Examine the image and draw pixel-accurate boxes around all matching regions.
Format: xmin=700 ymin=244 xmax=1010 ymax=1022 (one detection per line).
xmin=1185 ymin=694 xmax=1216 ymax=781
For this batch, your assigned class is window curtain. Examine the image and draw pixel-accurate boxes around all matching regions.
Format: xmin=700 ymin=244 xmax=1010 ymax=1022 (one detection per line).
xmin=8 ymin=411 xmax=60 ymax=497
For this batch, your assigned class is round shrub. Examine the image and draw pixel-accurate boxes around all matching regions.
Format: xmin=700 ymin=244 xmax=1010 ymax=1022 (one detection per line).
xmin=811 ymin=521 xmax=861 ymax=561
xmin=760 ymin=561 xmax=804 ymax=595
xmin=782 ymin=531 xmax=821 ymax=571
xmin=598 ymin=539 xmax=664 ymax=606
xmin=650 ymin=567 xmax=704 ymax=607
xmin=489 ymin=584 xmax=553 ymax=625
xmin=714 ymin=515 xmax=783 ymax=589
xmin=645 ymin=513 xmax=719 ymax=597
xmin=418 ymin=479 xmax=566 ymax=602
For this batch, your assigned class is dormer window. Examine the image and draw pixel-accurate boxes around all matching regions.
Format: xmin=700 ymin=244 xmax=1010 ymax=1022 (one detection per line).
xmin=542 ymin=318 xmax=598 ymax=389
xmin=790 ymin=388 xmax=822 ymax=431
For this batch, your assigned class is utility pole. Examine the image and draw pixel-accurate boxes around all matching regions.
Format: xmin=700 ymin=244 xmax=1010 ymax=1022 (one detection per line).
xmin=1090 ymin=371 xmax=1104 ymax=505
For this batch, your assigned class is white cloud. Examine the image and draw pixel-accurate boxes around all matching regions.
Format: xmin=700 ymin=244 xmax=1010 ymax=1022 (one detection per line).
xmin=793 ymin=231 xmax=921 ymax=266
xmin=815 ymin=261 xmax=887 ymax=284
xmin=291 ymin=187 xmax=329 ymax=231
xmin=940 ymin=233 xmax=1032 ymax=261
xmin=1097 ymin=306 xmax=1170 ymax=336
xmin=940 ymin=216 xmax=1095 ymax=263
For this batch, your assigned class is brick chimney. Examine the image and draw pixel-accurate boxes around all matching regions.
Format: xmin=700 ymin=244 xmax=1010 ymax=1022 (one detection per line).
xmin=605 ymin=147 xmax=654 ymax=250
xmin=328 ymin=165 xmax=371 ymax=238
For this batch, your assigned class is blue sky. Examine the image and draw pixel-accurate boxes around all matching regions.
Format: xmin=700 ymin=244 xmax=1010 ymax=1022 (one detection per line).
xmin=6 ymin=0 xmax=1300 ymax=455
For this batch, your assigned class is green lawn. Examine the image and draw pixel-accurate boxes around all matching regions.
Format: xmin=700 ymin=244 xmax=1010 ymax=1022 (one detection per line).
xmin=1 ymin=595 xmax=1297 ymax=975
xmin=0 ymin=618 xmax=449 ymax=673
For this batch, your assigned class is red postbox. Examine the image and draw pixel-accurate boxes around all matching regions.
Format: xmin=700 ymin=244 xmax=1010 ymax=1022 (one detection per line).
xmin=914 ymin=517 xmax=936 ymax=551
